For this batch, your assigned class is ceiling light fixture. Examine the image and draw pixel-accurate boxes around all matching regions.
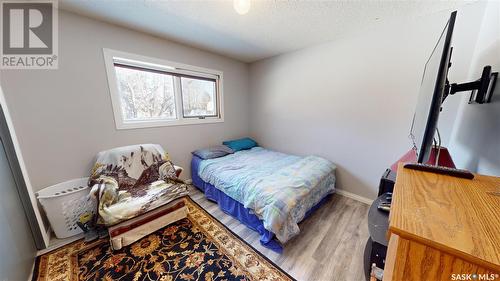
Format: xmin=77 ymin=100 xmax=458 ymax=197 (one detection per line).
xmin=233 ymin=0 xmax=250 ymax=15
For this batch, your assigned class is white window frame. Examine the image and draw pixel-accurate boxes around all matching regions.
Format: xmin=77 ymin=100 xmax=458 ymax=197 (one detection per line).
xmin=103 ymin=48 xmax=224 ymax=129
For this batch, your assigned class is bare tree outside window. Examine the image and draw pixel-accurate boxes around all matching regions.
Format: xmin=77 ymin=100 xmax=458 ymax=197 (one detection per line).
xmin=104 ymin=49 xmax=223 ymax=129
xmin=115 ymin=66 xmax=176 ymax=121
xmin=181 ymin=77 xmax=217 ymax=117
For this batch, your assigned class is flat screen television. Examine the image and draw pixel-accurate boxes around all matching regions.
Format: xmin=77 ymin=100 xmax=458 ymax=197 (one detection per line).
xmin=410 ymin=11 xmax=456 ymax=164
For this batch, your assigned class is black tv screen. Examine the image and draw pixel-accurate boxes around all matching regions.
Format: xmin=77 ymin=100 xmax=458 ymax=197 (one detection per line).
xmin=410 ymin=11 xmax=457 ymax=164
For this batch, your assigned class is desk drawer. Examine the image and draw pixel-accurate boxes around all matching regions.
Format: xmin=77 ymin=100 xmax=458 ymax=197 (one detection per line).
xmin=383 ymin=234 xmax=498 ymax=281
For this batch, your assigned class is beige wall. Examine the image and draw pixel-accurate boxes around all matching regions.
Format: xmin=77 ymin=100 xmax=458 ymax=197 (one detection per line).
xmin=0 ymin=10 xmax=250 ymax=191
xmin=248 ymin=3 xmax=486 ymax=199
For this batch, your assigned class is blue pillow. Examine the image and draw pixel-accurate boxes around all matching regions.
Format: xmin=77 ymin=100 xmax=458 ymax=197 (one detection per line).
xmin=192 ymin=145 xmax=234 ymax=160
xmin=223 ymin=137 xmax=258 ymax=152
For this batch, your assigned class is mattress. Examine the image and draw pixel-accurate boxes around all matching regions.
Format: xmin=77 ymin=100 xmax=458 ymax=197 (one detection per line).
xmin=192 ymin=147 xmax=336 ymax=245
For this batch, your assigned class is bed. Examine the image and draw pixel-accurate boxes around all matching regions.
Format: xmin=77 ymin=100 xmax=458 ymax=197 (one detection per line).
xmin=191 ymin=146 xmax=336 ymax=252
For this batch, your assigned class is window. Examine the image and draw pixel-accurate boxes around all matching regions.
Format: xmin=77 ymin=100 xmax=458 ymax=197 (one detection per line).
xmin=181 ymin=77 xmax=217 ymax=118
xmin=114 ymin=64 xmax=176 ymax=121
xmin=103 ymin=49 xmax=223 ymax=129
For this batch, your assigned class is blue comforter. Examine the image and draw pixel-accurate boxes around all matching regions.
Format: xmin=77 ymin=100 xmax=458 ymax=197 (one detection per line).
xmin=198 ymin=147 xmax=336 ymax=243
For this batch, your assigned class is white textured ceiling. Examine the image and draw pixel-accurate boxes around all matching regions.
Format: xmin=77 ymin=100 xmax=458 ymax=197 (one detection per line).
xmin=60 ymin=0 xmax=472 ymax=63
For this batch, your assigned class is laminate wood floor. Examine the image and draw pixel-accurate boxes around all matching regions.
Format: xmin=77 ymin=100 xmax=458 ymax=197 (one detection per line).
xmin=188 ymin=186 xmax=370 ymax=281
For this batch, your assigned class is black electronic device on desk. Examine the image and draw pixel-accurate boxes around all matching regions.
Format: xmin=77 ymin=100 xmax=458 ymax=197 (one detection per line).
xmin=363 ymin=192 xmax=391 ymax=280
xmin=378 ymin=169 xmax=396 ymax=196
xmin=403 ymin=163 xmax=474 ymax=179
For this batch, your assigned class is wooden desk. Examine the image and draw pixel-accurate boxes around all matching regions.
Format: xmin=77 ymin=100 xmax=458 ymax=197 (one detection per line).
xmin=383 ymin=164 xmax=500 ymax=281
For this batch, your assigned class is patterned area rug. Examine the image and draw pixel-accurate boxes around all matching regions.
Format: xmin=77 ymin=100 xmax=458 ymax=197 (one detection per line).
xmin=33 ymin=196 xmax=293 ymax=281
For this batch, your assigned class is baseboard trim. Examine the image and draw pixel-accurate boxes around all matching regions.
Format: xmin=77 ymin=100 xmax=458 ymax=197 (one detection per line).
xmin=28 ymin=259 xmax=35 ymax=281
xmin=37 ymin=232 xmax=84 ymax=256
xmin=335 ymin=189 xmax=374 ymax=205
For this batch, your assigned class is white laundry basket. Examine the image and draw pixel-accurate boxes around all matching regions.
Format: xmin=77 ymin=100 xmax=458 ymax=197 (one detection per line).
xmin=37 ymin=178 xmax=96 ymax=239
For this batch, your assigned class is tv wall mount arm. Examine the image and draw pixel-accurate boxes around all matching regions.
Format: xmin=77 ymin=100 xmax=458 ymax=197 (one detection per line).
xmin=443 ymin=65 xmax=498 ymax=104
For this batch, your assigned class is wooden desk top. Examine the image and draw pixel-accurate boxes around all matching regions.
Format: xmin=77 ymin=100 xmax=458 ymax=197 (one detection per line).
xmin=389 ymin=164 xmax=500 ymax=271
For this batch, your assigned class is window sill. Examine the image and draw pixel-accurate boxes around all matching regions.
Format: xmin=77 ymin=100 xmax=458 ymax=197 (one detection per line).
xmin=115 ymin=118 xmax=224 ymax=130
